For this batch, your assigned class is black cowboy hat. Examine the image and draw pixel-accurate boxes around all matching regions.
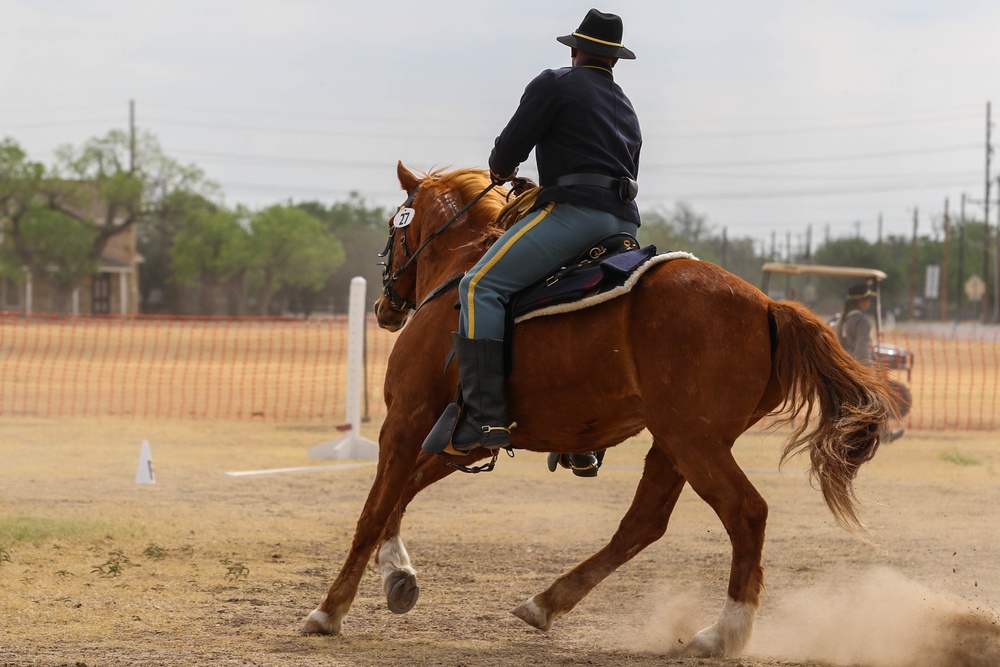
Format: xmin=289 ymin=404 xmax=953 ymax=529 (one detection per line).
xmin=557 ymin=9 xmax=636 ymax=60
xmin=846 ymin=283 xmax=877 ymax=299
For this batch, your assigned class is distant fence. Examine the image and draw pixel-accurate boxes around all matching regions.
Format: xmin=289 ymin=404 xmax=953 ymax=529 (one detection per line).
xmin=0 ymin=312 xmax=997 ymax=429
xmin=0 ymin=312 xmax=395 ymax=422
xmin=882 ymin=329 xmax=999 ymax=431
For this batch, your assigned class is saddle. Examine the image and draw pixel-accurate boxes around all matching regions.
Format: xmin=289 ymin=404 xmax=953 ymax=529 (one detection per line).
xmin=495 ymin=234 xmax=658 ymax=376
xmin=510 ymin=233 xmax=657 ymax=320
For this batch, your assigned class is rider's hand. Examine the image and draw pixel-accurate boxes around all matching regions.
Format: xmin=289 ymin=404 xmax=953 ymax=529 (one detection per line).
xmin=509 ymin=177 xmax=537 ymax=197
xmin=490 ymin=167 xmax=518 ymax=186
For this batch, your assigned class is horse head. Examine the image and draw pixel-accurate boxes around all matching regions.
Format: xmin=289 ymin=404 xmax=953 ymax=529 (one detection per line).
xmin=374 ymin=162 xmax=508 ymax=331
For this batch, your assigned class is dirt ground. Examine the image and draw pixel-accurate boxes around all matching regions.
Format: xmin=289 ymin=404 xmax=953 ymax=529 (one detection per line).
xmin=1 ymin=417 xmax=999 ymax=667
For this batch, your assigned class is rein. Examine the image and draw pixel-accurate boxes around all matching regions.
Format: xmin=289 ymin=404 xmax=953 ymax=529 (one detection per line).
xmin=379 ymin=182 xmax=497 ymax=312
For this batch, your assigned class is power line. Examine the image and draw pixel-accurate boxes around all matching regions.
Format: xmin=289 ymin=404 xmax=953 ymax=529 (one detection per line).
xmin=1 ymin=118 xmax=124 ymax=130
xmin=659 ymin=179 xmax=978 ymax=202
xmin=645 ymin=113 xmax=982 ymax=140
xmin=658 ymin=144 xmax=979 ymax=169
xmin=669 ymin=169 xmax=981 ymax=182
xmin=167 ymin=144 xmax=980 ymax=173
xmin=144 ymin=117 xmax=490 ymax=142
xmin=170 ymin=149 xmax=388 ymax=169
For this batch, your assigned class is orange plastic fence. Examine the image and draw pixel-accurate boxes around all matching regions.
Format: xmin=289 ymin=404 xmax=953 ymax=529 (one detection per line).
xmin=1 ymin=312 xmax=997 ymax=429
xmin=883 ymin=329 xmax=1000 ymax=431
xmin=0 ymin=312 xmax=395 ymax=423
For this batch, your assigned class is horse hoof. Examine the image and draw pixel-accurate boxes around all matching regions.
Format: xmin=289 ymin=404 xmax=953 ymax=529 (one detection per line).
xmin=386 ymin=570 xmax=420 ymax=614
xmin=510 ymin=596 xmax=552 ymax=631
xmin=683 ymin=627 xmax=725 ymax=658
xmin=682 ymin=638 xmax=718 ymax=658
xmin=301 ymin=609 xmax=339 ymax=635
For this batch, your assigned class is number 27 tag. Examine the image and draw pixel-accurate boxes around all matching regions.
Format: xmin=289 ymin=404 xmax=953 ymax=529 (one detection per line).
xmin=393 ymin=207 xmax=415 ymax=228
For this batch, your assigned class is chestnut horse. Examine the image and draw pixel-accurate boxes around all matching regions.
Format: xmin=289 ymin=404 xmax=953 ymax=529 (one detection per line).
xmin=302 ymin=163 xmax=893 ymax=658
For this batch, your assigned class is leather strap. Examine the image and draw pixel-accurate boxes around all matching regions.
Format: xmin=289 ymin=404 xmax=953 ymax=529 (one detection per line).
xmin=551 ymin=173 xmax=622 ymax=189
xmin=551 ymin=173 xmax=638 ymax=203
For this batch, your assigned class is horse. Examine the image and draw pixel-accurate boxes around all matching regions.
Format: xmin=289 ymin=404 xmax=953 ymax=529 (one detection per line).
xmin=301 ymin=162 xmax=894 ymax=658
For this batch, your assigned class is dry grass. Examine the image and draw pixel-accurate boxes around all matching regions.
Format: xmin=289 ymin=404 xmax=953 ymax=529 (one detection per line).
xmin=1 ymin=417 xmax=998 ymax=666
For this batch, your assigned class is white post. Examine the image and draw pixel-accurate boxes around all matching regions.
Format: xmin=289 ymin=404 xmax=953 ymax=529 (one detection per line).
xmin=24 ymin=267 xmax=32 ymax=316
xmin=308 ymin=277 xmax=379 ymax=460
xmin=119 ymin=273 xmax=128 ymax=315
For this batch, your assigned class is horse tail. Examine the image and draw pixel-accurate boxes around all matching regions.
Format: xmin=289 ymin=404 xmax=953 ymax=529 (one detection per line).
xmin=767 ymin=300 xmax=893 ymax=532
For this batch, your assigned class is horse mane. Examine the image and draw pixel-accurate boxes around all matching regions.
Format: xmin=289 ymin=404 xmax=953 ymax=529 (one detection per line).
xmin=417 ymin=168 xmax=511 ymax=251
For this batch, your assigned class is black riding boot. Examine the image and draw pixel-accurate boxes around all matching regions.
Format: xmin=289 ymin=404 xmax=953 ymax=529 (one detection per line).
xmin=547 ymin=450 xmax=604 ymax=477
xmin=449 ymin=334 xmax=515 ymax=452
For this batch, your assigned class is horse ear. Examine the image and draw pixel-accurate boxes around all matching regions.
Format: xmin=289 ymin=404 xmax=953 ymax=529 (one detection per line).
xmin=397 ymin=161 xmax=420 ymax=193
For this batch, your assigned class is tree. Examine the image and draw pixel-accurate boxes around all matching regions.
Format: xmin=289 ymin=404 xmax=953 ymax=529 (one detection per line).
xmin=18 ymin=208 xmax=98 ymax=308
xmin=0 ymin=138 xmax=46 ymax=279
xmin=135 ymin=142 xmax=222 ymax=313
xmin=671 ymin=202 xmax=712 ymax=245
xmin=248 ymin=205 xmax=345 ymax=315
xmin=45 ymin=130 xmax=144 ymax=263
xmin=636 ymin=207 xmax=679 ymax=256
xmin=296 ymin=193 xmax=389 ymax=313
xmin=170 ymin=207 xmax=251 ymax=315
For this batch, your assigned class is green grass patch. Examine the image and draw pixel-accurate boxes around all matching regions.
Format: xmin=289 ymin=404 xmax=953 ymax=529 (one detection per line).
xmin=0 ymin=515 xmax=113 ymax=546
xmin=939 ymin=448 xmax=981 ymax=466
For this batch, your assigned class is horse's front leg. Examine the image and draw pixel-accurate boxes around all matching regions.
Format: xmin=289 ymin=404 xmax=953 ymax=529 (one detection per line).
xmin=511 ymin=444 xmax=686 ymax=630
xmin=301 ymin=439 xmax=421 ymax=635
xmin=374 ymin=450 xmax=491 ymax=614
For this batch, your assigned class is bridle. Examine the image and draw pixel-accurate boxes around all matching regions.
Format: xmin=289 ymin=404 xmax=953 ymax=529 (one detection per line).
xmin=378 ymin=181 xmax=497 ymax=313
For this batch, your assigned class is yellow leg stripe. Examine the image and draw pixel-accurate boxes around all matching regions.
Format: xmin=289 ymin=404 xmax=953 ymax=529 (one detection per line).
xmin=466 ymin=203 xmax=554 ymax=338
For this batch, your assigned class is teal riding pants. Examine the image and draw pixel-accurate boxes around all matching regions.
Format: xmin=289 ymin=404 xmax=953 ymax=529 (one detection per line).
xmin=458 ymin=202 xmax=638 ymax=340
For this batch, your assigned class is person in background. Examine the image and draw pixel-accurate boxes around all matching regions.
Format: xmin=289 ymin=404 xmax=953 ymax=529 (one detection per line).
xmin=838 ymin=283 xmax=905 ymax=442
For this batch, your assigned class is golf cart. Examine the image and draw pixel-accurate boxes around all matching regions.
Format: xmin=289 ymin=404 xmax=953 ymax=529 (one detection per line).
xmin=761 ymin=262 xmax=914 ymax=382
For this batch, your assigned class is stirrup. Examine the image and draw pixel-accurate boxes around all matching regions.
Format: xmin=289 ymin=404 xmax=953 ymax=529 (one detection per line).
xmin=445 ymin=422 xmax=517 ymax=455
xmin=546 ymin=452 xmax=600 ymax=478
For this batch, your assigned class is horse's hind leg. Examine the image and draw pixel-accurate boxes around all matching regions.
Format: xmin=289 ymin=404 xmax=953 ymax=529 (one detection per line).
xmin=511 ymin=444 xmax=685 ymax=630
xmin=375 ymin=450 xmax=491 ymax=614
xmin=670 ymin=437 xmax=768 ymax=658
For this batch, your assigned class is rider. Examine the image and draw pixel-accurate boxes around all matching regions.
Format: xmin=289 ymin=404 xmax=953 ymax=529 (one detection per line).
xmin=423 ymin=9 xmax=642 ymax=476
xmin=838 ymin=283 xmax=905 ymax=442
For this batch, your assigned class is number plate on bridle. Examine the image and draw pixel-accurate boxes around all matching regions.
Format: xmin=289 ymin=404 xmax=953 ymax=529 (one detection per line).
xmin=392 ymin=207 xmax=415 ymax=228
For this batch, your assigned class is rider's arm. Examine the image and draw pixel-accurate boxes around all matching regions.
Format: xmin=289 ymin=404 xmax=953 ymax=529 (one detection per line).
xmin=488 ymin=70 xmax=560 ymax=182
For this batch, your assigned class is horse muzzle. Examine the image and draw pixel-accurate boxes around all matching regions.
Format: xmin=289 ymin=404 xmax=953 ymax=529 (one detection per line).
xmin=374 ymin=293 xmax=410 ymax=332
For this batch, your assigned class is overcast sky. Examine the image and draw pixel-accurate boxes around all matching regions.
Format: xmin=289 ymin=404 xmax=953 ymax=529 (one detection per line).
xmin=2 ymin=1 xmax=998 ymax=254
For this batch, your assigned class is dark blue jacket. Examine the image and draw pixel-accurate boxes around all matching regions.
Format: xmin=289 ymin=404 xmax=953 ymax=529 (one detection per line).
xmin=489 ymin=60 xmax=642 ymax=224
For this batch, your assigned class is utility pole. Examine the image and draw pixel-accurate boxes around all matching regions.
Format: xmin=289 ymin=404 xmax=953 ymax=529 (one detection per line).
xmin=995 ymin=174 xmax=1000 ymax=322
xmin=958 ymin=195 xmax=966 ymax=321
xmin=805 ymin=224 xmax=813 ymax=261
xmin=877 ymin=212 xmax=883 ymax=244
xmin=129 ymin=99 xmax=136 ymax=174
xmin=909 ymin=208 xmax=918 ymax=320
xmin=941 ymin=198 xmax=950 ymax=320
xmin=984 ymin=101 xmax=993 ymax=321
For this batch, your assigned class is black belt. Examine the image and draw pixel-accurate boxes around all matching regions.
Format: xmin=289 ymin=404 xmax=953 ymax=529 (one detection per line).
xmin=551 ymin=173 xmax=638 ymax=203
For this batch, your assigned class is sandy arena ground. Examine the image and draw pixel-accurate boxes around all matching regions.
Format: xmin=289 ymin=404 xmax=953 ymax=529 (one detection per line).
xmin=1 ymin=417 xmax=999 ymax=666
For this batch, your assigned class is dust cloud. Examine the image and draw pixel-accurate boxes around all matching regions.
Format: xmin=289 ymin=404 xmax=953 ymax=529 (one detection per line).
xmin=751 ymin=567 xmax=1000 ymax=667
xmin=607 ymin=568 xmax=999 ymax=666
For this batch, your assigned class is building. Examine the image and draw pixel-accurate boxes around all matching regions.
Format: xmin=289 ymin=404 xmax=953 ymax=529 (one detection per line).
xmin=0 ymin=185 xmax=142 ymax=315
